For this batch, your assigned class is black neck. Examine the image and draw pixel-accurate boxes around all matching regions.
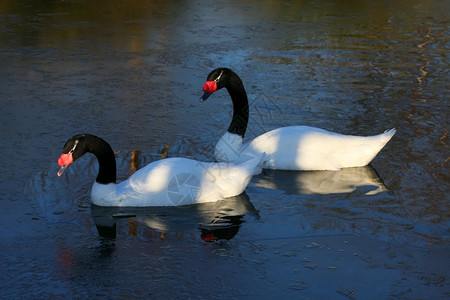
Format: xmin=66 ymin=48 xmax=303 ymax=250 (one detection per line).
xmin=83 ymin=135 xmax=117 ymax=184
xmin=226 ymin=72 xmax=249 ymax=138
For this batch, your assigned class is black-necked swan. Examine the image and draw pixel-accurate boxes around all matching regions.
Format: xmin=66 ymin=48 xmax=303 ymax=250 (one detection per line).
xmin=57 ymin=134 xmax=263 ymax=207
xmin=200 ymin=68 xmax=396 ymax=171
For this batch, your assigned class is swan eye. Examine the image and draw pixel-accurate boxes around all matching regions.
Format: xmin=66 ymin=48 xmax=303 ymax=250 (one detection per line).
xmin=213 ymin=70 xmax=223 ymax=83
xmin=203 ymin=81 xmax=217 ymax=94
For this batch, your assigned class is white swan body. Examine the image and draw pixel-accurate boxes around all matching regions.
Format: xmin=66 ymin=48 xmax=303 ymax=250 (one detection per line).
xmin=201 ymin=68 xmax=396 ymax=171
xmin=57 ymin=134 xmax=263 ymax=207
xmin=215 ymin=127 xmax=396 ymax=171
xmin=91 ymin=157 xmax=262 ymax=206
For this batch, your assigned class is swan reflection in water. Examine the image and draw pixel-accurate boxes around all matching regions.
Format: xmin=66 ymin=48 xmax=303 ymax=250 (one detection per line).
xmin=91 ymin=192 xmax=259 ymax=242
xmin=253 ymin=165 xmax=388 ymax=195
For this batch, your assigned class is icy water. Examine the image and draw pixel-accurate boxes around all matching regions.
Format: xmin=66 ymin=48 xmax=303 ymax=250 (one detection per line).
xmin=1 ymin=0 xmax=449 ymax=298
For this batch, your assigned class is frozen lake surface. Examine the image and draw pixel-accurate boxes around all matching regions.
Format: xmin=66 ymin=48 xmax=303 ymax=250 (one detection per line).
xmin=0 ymin=0 xmax=448 ymax=298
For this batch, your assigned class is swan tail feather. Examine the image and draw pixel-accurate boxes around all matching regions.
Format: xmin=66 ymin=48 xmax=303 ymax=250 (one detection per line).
xmin=382 ymin=128 xmax=396 ymax=142
xmin=238 ymin=153 xmax=265 ymax=175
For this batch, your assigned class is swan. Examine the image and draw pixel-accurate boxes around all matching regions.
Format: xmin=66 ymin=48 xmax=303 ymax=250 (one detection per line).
xmin=57 ymin=134 xmax=263 ymax=207
xmin=200 ymin=67 xmax=396 ymax=171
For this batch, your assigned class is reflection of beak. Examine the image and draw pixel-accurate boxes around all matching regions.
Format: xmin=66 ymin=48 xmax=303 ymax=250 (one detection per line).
xmin=200 ymin=92 xmax=211 ymax=102
xmin=57 ymin=165 xmax=69 ymax=177
xmin=201 ymin=232 xmax=215 ymax=242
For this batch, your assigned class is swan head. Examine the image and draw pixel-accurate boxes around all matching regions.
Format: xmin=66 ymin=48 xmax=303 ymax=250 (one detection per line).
xmin=57 ymin=134 xmax=117 ymax=184
xmin=200 ymin=68 xmax=229 ymax=102
xmin=57 ymin=134 xmax=97 ymax=176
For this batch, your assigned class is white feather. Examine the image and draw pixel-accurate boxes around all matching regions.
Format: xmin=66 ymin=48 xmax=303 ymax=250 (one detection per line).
xmin=91 ymin=156 xmax=263 ymax=207
xmin=215 ymin=127 xmax=396 ymax=171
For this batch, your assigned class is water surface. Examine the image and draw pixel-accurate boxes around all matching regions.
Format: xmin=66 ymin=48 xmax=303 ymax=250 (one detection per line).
xmin=0 ymin=0 xmax=448 ymax=298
